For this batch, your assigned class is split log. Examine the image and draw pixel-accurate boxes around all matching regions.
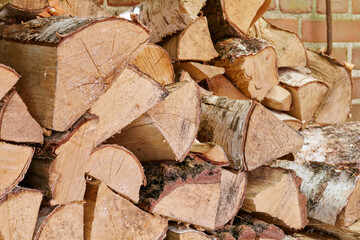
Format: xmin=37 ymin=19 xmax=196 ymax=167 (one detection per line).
xmin=207 ymin=75 xmax=250 ymax=100
xmin=5 ymin=0 xmax=50 ymax=19
xmin=139 ymin=0 xmax=206 ymax=42
xmin=307 ymin=50 xmax=352 ymax=125
xmin=307 ymin=220 xmax=360 ymax=240
xmin=131 ymin=44 xmax=174 ymax=86
xmin=0 ymin=16 xmax=149 ymax=131
xmin=261 ymin=85 xmax=292 ymax=111
xmin=271 ymin=160 xmax=360 ymax=226
xmin=0 ymin=187 xmax=42 ymax=240
xmin=107 ymin=80 xmax=201 ymax=163
xmin=107 ymin=0 xmax=144 ymax=6
xmin=177 ymin=62 xmax=225 ymax=82
xmin=139 ymin=158 xmax=247 ymax=230
xmin=161 ymin=17 xmax=218 ymax=62
xmin=58 ymin=0 xmax=110 ymax=17
xmin=269 ymin=110 xmax=302 ymax=131
xmin=279 ymin=67 xmax=328 ymax=123
xmin=0 ymin=142 xmax=33 ymax=198
xmin=0 ymin=64 xmax=19 ymax=101
xmin=213 ymin=37 xmax=279 ymax=101
xmin=165 ymin=226 xmax=211 ymax=240
xmin=0 ymin=90 xmax=43 ymax=143
xmin=84 ymin=181 xmax=168 ymax=240
xmin=242 ymin=166 xmax=308 ymax=229
xmin=86 ymin=145 xmax=145 ymax=203
xmin=177 ymin=70 xmax=193 ymax=82
xmin=291 ymin=232 xmax=337 ymax=240
xmin=198 ymin=95 xmax=303 ymax=170
xmin=248 ymin=18 xmax=307 ymax=67
xmin=33 ymin=202 xmax=84 ymax=240
xmin=202 ymin=0 xmax=271 ymax=42
xmin=190 ymin=141 xmax=229 ymax=166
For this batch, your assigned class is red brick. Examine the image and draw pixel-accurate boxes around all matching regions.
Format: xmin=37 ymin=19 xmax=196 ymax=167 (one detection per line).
xmin=266 ymin=19 xmax=298 ymax=33
xmin=302 ymin=20 xmax=360 ymax=42
xmin=353 ymin=77 xmax=360 ymax=99
xmin=317 ymin=0 xmax=348 ymax=13
xmin=268 ymin=0 xmax=276 ymax=11
xmin=353 ymin=48 xmax=360 ymax=70
xmin=353 ymin=0 xmax=360 ymax=13
xmin=107 ymin=0 xmax=143 ymax=6
xmin=279 ymin=0 xmax=312 ymax=13
xmin=330 ymin=48 xmax=348 ymax=63
xmin=349 ymin=104 xmax=360 ymax=121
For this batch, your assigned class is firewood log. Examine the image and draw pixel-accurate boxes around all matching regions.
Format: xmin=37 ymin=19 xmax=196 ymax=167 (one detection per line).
xmin=307 ymin=50 xmax=352 ymax=125
xmin=213 ymin=37 xmax=279 ymax=101
xmin=248 ymin=18 xmax=307 ymax=67
xmin=207 ymin=75 xmax=250 ymax=100
xmin=26 ymin=114 xmax=98 ymax=205
xmin=165 ymin=226 xmax=211 ymax=240
xmin=139 ymin=158 xmax=247 ymax=230
xmin=107 ymin=0 xmax=143 ymax=6
xmin=161 ymin=17 xmax=219 ymax=62
xmin=0 ymin=0 xmax=13 ymax=11
xmin=139 ymin=0 xmax=206 ymax=43
xmin=291 ymin=232 xmax=337 ymax=240
xmin=0 ymin=142 xmax=33 ymax=198
xmin=58 ymin=0 xmax=110 ymax=17
xmin=178 ymin=62 xmax=225 ymax=82
xmin=269 ymin=110 xmax=302 ymax=131
xmin=131 ymin=44 xmax=174 ymax=86
xmin=271 ymin=160 xmax=360 ymax=226
xmin=107 ymin=80 xmax=201 ymax=163
xmin=0 ymin=64 xmax=19 ymax=101
xmin=190 ymin=141 xmax=229 ymax=166
xmin=306 ymin=219 xmax=360 ymax=240
xmin=198 ymin=95 xmax=303 ymax=170
xmin=0 ymin=187 xmax=42 ymax=240
xmin=261 ymin=85 xmax=293 ymax=111
xmin=0 ymin=90 xmax=43 ymax=143
xmin=279 ymin=67 xmax=328 ymax=123
xmin=242 ymin=166 xmax=308 ymax=229
xmin=5 ymin=0 xmax=50 ymax=19
xmin=33 ymin=202 xmax=84 ymax=240
xmin=0 ymin=16 xmax=149 ymax=131
xmin=84 ymin=180 xmax=168 ymax=240
xmin=86 ymin=144 xmax=145 ymax=203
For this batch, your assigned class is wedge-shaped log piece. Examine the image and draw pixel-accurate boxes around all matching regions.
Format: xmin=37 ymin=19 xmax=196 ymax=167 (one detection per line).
xmin=190 ymin=141 xmax=229 ymax=166
xmin=271 ymin=160 xmax=360 ymax=226
xmin=249 ymin=18 xmax=307 ymax=67
xmin=131 ymin=44 xmax=174 ymax=86
xmin=139 ymin=158 xmax=247 ymax=230
xmin=89 ymin=65 xmax=167 ymax=147
xmin=279 ymin=67 xmax=328 ymax=123
xmin=269 ymin=110 xmax=302 ymax=131
xmin=33 ymin=202 xmax=84 ymax=240
xmin=26 ymin=114 xmax=98 ymax=205
xmin=207 ymin=75 xmax=249 ymax=100
xmin=5 ymin=0 xmax=49 ymax=18
xmin=307 ymin=50 xmax=352 ymax=124
xmin=198 ymin=95 xmax=304 ymax=170
xmin=243 ymin=166 xmax=308 ymax=229
xmin=84 ymin=181 xmax=168 ymax=240
xmin=161 ymin=17 xmax=219 ymax=62
xmin=87 ymin=145 xmax=145 ymax=203
xmin=178 ymin=62 xmax=225 ymax=82
xmin=139 ymin=0 xmax=206 ymax=42
xmin=261 ymin=85 xmax=292 ymax=111
xmin=213 ymin=37 xmax=279 ymax=101
xmin=59 ymin=0 xmax=110 ymax=17
xmin=0 ymin=64 xmax=19 ymax=101
xmin=307 ymin=220 xmax=360 ymax=240
xmin=0 ymin=90 xmax=43 ymax=143
xmin=0 ymin=187 xmax=42 ymax=240
xmin=107 ymin=80 xmax=201 ymax=163
xmin=166 ymin=226 xmax=211 ymax=240
xmin=0 ymin=16 xmax=149 ymax=131
xmin=0 ymin=142 xmax=33 ymax=198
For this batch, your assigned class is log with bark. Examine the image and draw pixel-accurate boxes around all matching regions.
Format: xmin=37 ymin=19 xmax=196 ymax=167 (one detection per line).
xmin=261 ymin=85 xmax=293 ymax=111
xmin=177 ymin=62 xmax=225 ymax=82
xmin=0 ymin=16 xmax=149 ymax=131
xmin=307 ymin=219 xmax=360 ymax=240
xmin=0 ymin=64 xmax=19 ymax=101
xmin=269 ymin=110 xmax=302 ymax=131
xmin=207 ymin=75 xmax=250 ymax=100
xmin=5 ymin=0 xmax=50 ymax=19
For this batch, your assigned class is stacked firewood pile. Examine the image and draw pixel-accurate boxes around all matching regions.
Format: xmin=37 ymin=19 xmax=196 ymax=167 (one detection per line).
xmin=0 ymin=0 xmax=358 ymax=239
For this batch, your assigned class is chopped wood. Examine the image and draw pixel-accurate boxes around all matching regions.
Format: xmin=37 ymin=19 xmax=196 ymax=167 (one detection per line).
xmin=165 ymin=226 xmax=211 ymax=240
xmin=248 ymin=18 xmax=307 ymax=67
xmin=5 ymin=0 xmax=50 ymax=19
xmin=198 ymin=95 xmax=303 ymax=170
xmin=177 ymin=70 xmax=193 ymax=82
xmin=190 ymin=141 xmax=229 ymax=166
xmin=242 ymin=166 xmax=308 ymax=229
xmin=107 ymin=80 xmax=201 ymax=163
xmin=131 ymin=44 xmax=174 ymax=86
xmin=84 ymin=180 xmax=168 ymax=240
xmin=291 ymin=232 xmax=337 ymax=240
xmin=33 ymin=202 xmax=84 ymax=240
xmin=207 ymin=75 xmax=250 ymax=100
xmin=178 ymin=62 xmax=225 ymax=82
xmin=161 ymin=17 xmax=219 ymax=62
xmin=261 ymin=85 xmax=293 ymax=111
xmin=0 ymin=0 xmax=13 ymax=11
xmin=0 ymin=16 xmax=149 ymax=131
xmin=213 ymin=37 xmax=279 ymax=101
xmin=0 ymin=187 xmax=42 ymax=240
xmin=307 ymin=219 xmax=360 ymax=240
xmin=139 ymin=0 xmax=206 ymax=43
xmin=107 ymin=0 xmax=143 ymax=6
xmin=139 ymin=158 xmax=247 ymax=230
xmin=0 ymin=64 xmax=19 ymax=101
xmin=86 ymin=144 xmax=145 ymax=203
xmin=58 ymin=0 xmax=110 ymax=17
xmin=269 ymin=110 xmax=302 ymax=131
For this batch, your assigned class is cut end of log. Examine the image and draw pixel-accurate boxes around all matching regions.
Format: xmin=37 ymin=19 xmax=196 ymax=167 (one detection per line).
xmin=0 ymin=64 xmax=19 ymax=101
xmin=261 ymin=85 xmax=292 ymax=111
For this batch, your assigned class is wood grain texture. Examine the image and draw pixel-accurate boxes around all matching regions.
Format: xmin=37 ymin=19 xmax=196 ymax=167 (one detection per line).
xmin=0 ymin=64 xmax=19 ymax=101
xmin=178 ymin=62 xmax=225 ymax=82
xmin=261 ymin=85 xmax=292 ymax=111
xmin=59 ymin=0 xmax=110 ymax=17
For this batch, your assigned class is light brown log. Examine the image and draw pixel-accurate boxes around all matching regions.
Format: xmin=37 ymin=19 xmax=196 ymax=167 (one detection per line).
xmin=242 ymin=166 xmax=308 ymax=229
xmin=291 ymin=232 xmax=337 ymax=240
xmin=84 ymin=181 xmax=168 ymax=240
xmin=33 ymin=202 xmax=84 ymax=240
xmin=213 ymin=37 xmax=279 ymax=101
xmin=139 ymin=0 xmax=206 ymax=43
xmin=207 ymin=75 xmax=250 ymax=100
xmin=107 ymin=80 xmax=201 ymax=163
xmin=58 ymin=0 xmax=110 ymax=17
xmin=86 ymin=145 xmax=145 ymax=203
xmin=0 ymin=142 xmax=33 ymax=198
xmin=0 ymin=187 xmax=42 ymax=240
xmin=307 ymin=50 xmax=352 ymax=125
xmin=139 ymin=158 xmax=247 ymax=230
xmin=107 ymin=0 xmax=143 ymax=6
xmin=161 ymin=17 xmax=219 ymax=62
xmin=198 ymin=95 xmax=304 ymax=170
xmin=5 ymin=0 xmax=49 ymax=18
xmin=178 ymin=62 xmax=225 ymax=82
xmin=165 ymin=226 xmax=211 ymax=240
xmin=261 ymin=85 xmax=293 ymax=111
xmin=269 ymin=110 xmax=302 ymax=131
xmin=0 ymin=90 xmax=43 ymax=143
xmin=190 ymin=141 xmax=229 ymax=166
xmin=279 ymin=67 xmax=329 ymax=123
xmin=306 ymin=220 xmax=360 ymax=240
xmin=0 ymin=16 xmax=149 ymax=131
xmin=131 ymin=44 xmax=174 ymax=86
xmin=177 ymin=69 xmax=193 ymax=82
xmin=248 ymin=18 xmax=307 ymax=67
xmin=0 ymin=64 xmax=19 ymax=101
